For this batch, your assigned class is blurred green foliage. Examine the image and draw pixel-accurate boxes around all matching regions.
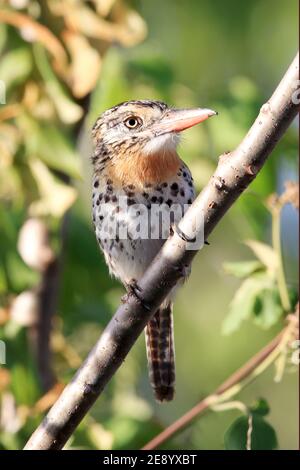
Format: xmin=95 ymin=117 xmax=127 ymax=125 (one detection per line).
xmin=224 ymin=398 xmax=278 ymax=450
xmin=0 ymin=0 xmax=298 ymax=450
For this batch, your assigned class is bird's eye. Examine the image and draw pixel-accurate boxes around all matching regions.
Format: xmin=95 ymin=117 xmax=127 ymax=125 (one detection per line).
xmin=124 ymin=116 xmax=141 ymax=129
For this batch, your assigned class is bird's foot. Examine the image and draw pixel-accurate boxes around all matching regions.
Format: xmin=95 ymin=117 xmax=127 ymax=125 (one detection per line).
xmin=172 ymin=224 xmax=196 ymax=243
xmin=122 ymin=279 xmax=152 ymax=311
xmin=125 ymin=278 xmax=142 ymax=295
xmin=171 ymin=224 xmax=210 ymax=246
xmin=174 ymin=263 xmax=191 ymax=281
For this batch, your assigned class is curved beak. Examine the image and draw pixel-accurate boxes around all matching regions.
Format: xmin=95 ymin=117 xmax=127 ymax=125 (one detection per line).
xmin=156 ymin=107 xmax=218 ymax=133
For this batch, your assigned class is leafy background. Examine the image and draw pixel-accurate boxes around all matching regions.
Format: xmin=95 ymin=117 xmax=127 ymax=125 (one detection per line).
xmin=0 ymin=0 xmax=298 ymax=450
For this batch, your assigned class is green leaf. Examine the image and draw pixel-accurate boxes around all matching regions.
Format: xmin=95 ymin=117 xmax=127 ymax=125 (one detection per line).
xmin=250 ymin=398 xmax=270 ymax=417
xmin=224 ymin=415 xmax=278 ymax=450
xmin=0 ymin=48 xmax=32 ymax=90
xmin=245 ymin=240 xmax=278 ymax=273
xmin=223 ymin=260 xmax=264 ymax=278
xmin=252 ymin=286 xmax=283 ymax=329
xmin=222 ymin=274 xmax=268 ymax=334
xmin=222 ymin=273 xmax=283 ymax=334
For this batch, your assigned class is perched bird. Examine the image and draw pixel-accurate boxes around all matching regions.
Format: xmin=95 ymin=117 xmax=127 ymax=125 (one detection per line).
xmin=91 ymin=100 xmax=217 ymax=401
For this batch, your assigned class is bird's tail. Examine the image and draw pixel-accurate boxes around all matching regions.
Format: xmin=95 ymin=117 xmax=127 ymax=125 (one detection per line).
xmin=145 ymin=302 xmax=175 ymax=402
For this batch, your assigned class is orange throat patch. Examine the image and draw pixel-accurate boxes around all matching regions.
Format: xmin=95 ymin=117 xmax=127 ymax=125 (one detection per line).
xmin=105 ymin=149 xmax=181 ymax=188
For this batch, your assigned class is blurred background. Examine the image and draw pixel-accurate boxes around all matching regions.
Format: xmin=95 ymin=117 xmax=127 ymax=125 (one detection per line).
xmin=0 ymin=0 xmax=298 ymax=450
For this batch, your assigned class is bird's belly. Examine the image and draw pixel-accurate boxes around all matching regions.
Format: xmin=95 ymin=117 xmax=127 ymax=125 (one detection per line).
xmin=107 ymin=236 xmax=164 ymax=284
xmin=94 ymin=200 xmax=170 ymax=284
xmin=93 ymin=167 xmax=195 ymax=285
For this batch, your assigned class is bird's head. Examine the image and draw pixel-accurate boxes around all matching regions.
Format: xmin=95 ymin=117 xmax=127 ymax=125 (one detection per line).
xmin=92 ymin=100 xmax=217 ymax=186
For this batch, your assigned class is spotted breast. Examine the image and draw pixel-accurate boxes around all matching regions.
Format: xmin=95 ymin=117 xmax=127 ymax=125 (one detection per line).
xmin=92 ymin=165 xmax=195 ymax=285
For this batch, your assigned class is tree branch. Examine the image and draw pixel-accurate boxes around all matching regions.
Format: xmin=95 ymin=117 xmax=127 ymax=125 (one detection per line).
xmin=17 ymin=217 xmax=62 ymax=392
xmin=142 ymin=309 xmax=299 ymax=450
xmin=29 ymin=258 xmax=59 ymax=392
xmin=24 ymin=53 xmax=299 ymax=450
xmin=34 ymin=215 xmax=68 ymax=391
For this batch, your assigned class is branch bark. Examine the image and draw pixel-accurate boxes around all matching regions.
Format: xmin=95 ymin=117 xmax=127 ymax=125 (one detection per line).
xmin=24 ymin=52 xmax=299 ymax=450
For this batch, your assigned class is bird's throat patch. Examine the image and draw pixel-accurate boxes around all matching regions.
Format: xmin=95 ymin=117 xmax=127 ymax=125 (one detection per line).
xmin=106 ymin=150 xmax=181 ymax=188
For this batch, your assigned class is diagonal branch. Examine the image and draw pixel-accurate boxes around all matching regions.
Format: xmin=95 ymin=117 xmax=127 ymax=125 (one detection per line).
xmin=24 ymin=52 xmax=299 ymax=450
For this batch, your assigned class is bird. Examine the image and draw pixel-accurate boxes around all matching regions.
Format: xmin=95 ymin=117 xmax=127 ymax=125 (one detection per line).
xmin=91 ymin=100 xmax=217 ymax=402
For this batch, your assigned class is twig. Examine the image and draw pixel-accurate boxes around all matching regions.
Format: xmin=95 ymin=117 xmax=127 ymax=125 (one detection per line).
xmin=142 ymin=311 xmax=298 ymax=449
xmin=271 ymin=205 xmax=292 ymax=312
xmin=247 ymin=414 xmax=253 ymax=451
xmin=24 ymin=53 xmax=299 ymax=450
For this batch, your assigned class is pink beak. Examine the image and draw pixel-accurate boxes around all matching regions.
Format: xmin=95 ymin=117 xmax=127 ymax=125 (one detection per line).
xmin=156 ymin=107 xmax=217 ymax=133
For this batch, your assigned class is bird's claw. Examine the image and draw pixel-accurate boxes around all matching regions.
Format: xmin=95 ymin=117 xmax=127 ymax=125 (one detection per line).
xmin=173 ymin=224 xmax=196 ymax=243
xmin=174 ymin=263 xmax=191 ymax=280
xmin=171 ymin=224 xmax=210 ymax=246
xmin=123 ymin=279 xmax=152 ymax=311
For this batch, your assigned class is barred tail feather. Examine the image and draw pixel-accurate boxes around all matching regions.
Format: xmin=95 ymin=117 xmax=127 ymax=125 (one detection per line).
xmin=145 ymin=302 xmax=175 ymax=402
